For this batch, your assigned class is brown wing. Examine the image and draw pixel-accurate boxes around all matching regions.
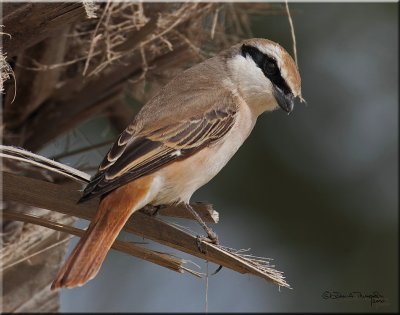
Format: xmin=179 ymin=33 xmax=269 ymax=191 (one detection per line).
xmin=79 ymin=106 xmax=237 ymax=203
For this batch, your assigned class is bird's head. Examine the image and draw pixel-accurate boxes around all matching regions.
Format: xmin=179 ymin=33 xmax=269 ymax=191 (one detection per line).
xmin=225 ymin=38 xmax=302 ymax=116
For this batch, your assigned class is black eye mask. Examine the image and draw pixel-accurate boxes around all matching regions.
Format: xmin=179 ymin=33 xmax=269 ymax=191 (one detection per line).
xmin=241 ymin=44 xmax=292 ymax=96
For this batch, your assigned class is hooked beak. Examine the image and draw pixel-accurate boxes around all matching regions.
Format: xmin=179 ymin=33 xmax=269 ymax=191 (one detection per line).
xmin=273 ymin=86 xmax=294 ymax=114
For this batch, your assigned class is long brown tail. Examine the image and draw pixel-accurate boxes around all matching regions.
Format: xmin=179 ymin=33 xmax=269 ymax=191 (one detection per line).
xmin=51 ymin=177 xmax=153 ymax=289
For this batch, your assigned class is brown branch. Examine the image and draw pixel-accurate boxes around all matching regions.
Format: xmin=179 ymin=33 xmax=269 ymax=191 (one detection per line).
xmin=1 ymin=145 xmax=290 ymax=288
xmin=3 ymin=171 xmax=289 ymax=287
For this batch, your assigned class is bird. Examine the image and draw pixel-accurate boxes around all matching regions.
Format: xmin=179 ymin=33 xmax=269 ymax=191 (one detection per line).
xmin=51 ymin=38 xmax=302 ymax=289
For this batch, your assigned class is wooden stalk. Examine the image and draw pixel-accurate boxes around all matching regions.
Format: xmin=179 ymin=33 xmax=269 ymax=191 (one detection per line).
xmin=1 ymin=3 xmax=87 ymax=58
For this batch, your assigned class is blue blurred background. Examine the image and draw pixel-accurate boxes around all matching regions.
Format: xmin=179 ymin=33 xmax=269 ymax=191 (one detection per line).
xmin=40 ymin=3 xmax=398 ymax=312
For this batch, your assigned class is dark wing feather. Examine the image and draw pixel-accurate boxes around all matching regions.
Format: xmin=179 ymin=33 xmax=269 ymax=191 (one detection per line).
xmin=79 ymin=106 xmax=237 ymax=203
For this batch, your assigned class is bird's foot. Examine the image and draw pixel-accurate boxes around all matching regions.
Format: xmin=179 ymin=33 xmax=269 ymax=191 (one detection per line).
xmin=195 ymin=231 xmax=219 ymax=254
xmin=141 ymin=205 xmax=163 ymax=217
xmin=205 ymin=229 xmax=219 ymax=245
xmin=196 ymin=236 xmax=208 ymax=254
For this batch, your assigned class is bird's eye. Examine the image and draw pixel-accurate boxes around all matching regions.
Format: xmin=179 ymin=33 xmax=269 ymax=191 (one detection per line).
xmin=264 ymin=61 xmax=278 ymax=76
